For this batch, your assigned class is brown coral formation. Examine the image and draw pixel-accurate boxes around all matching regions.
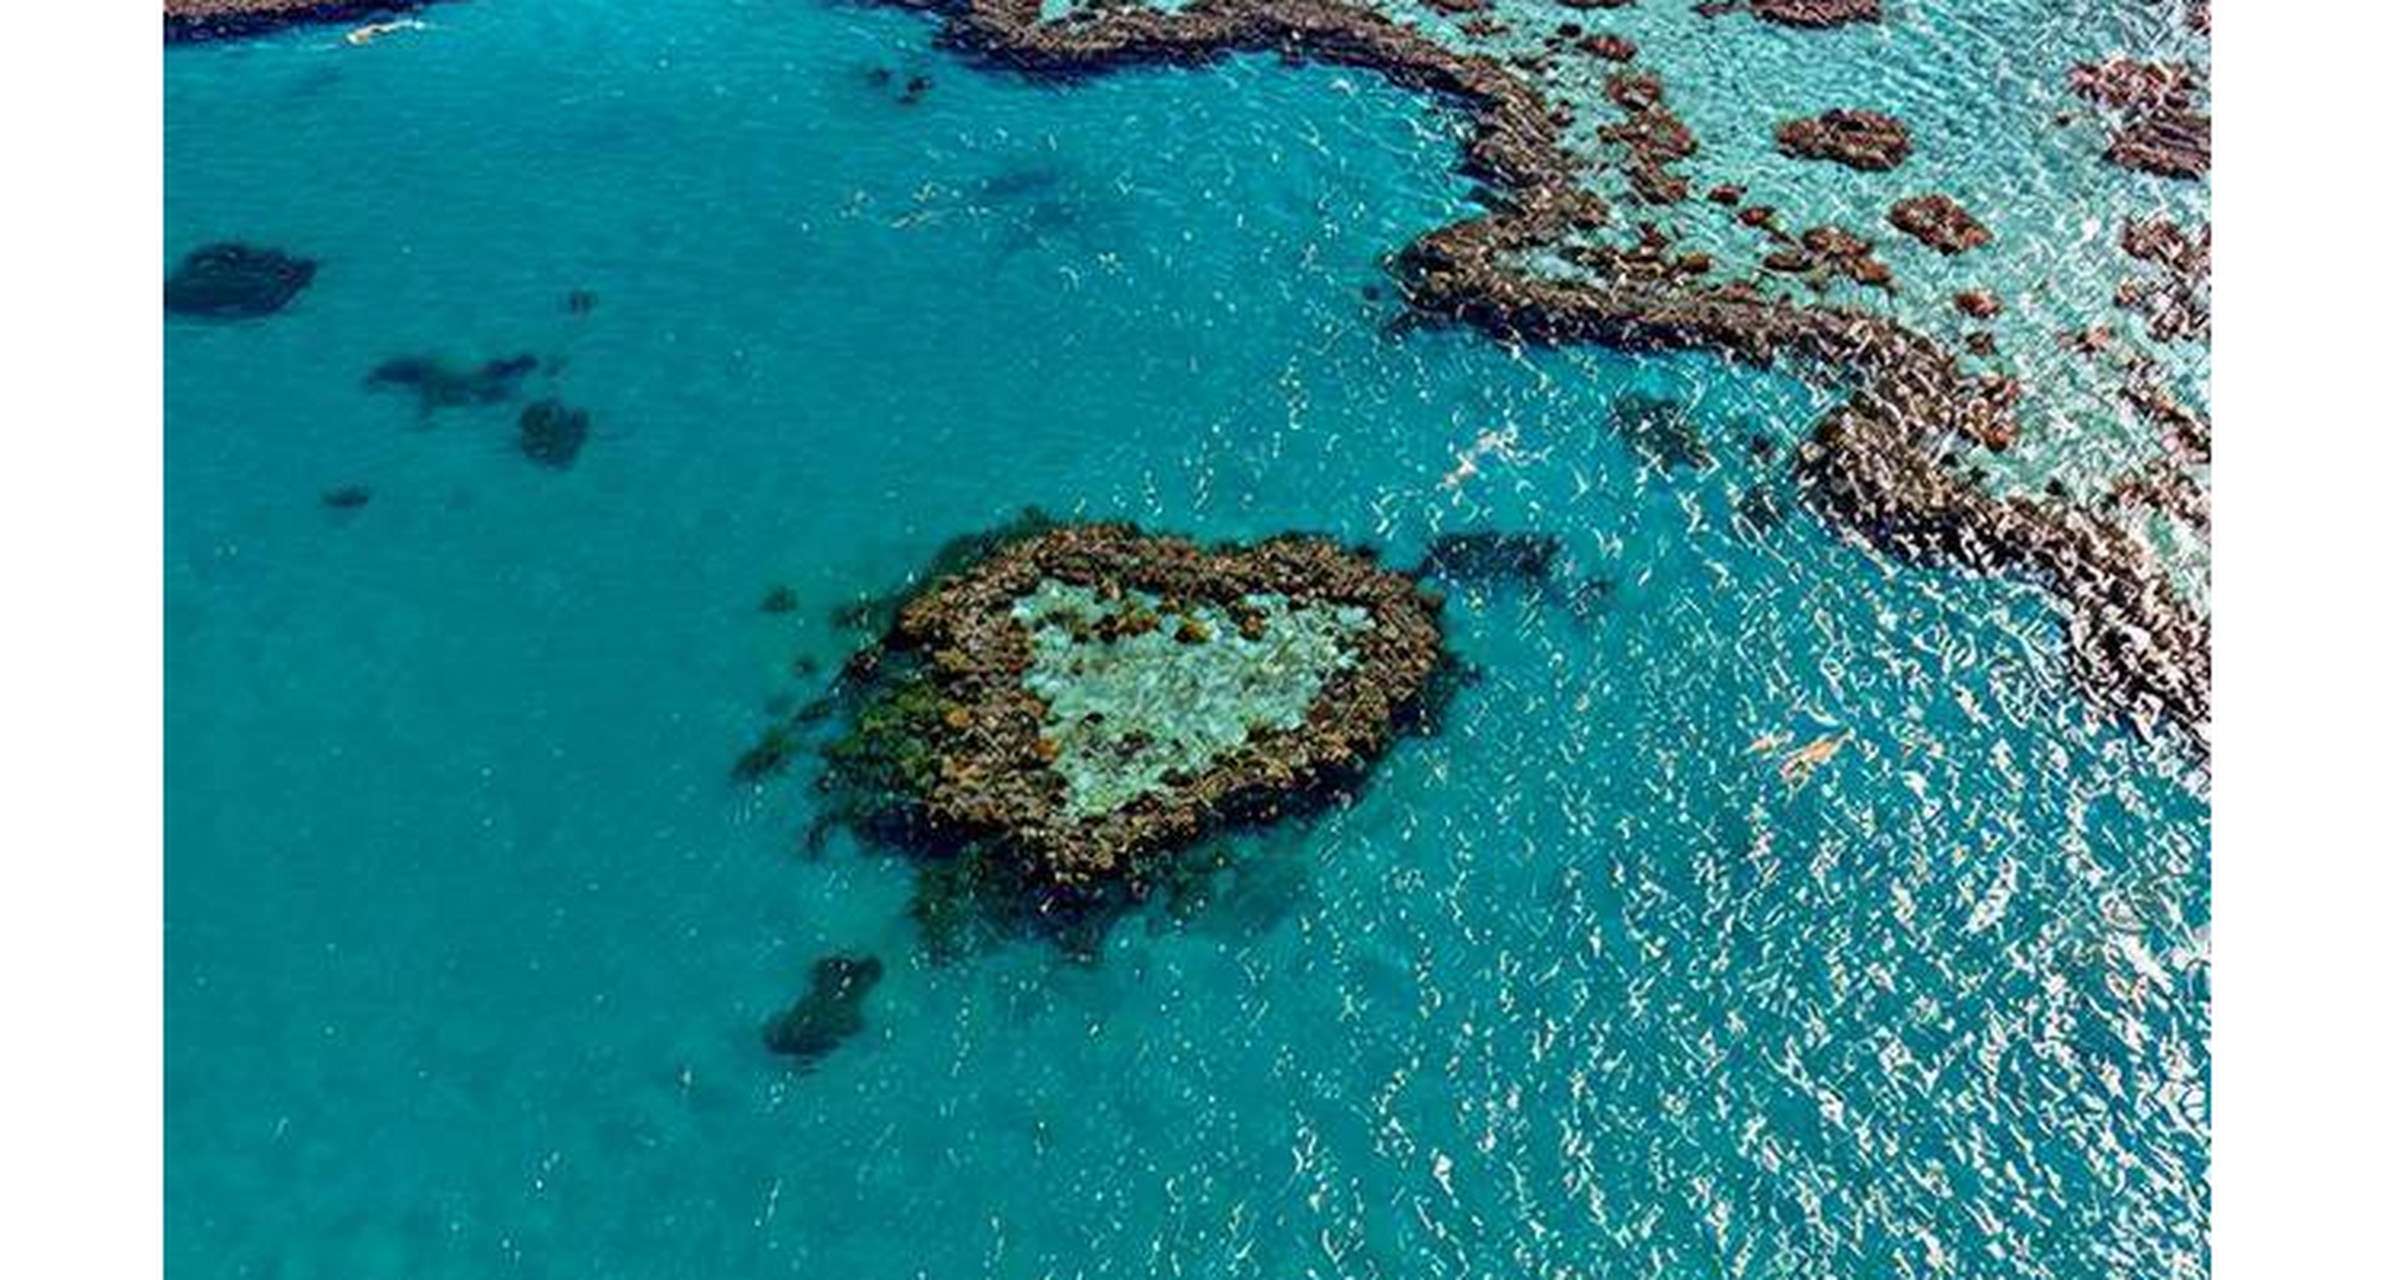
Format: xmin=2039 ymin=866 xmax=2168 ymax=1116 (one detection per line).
xmin=1597 ymin=69 xmax=1698 ymax=204
xmin=1761 ymin=224 xmax=1895 ymax=291
xmin=2069 ymin=56 xmax=2210 ymax=178
xmin=855 ymin=524 xmax=1445 ymax=888
xmin=1954 ymin=289 xmax=2003 ymax=318
xmin=1887 ymin=194 xmax=1991 ymax=255
xmin=1775 ymin=109 xmax=1912 ymax=171
xmin=1748 ymin=0 xmax=1880 ymax=26
xmin=1581 ymin=34 xmax=1638 ymax=62
xmin=2115 ymin=218 xmax=2210 ymax=342
xmin=2068 ymin=57 xmax=2196 ymax=114
xmin=859 ymin=0 xmax=2209 ymax=744
xmin=2123 ymin=365 xmax=2212 ymax=465
xmin=2105 ymin=110 xmax=2210 ymax=179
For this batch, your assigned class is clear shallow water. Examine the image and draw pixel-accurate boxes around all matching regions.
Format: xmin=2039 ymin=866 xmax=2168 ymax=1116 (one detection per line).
xmin=167 ymin=3 xmax=2208 ymax=1277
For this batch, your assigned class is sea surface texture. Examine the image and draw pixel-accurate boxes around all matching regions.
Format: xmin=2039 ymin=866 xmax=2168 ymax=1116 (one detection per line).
xmin=167 ymin=1 xmax=2211 ymax=1276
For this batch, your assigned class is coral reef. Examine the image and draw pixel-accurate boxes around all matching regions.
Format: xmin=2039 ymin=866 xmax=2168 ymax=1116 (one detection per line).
xmin=2069 ymin=56 xmax=2209 ymax=179
xmin=2068 ymin=57 xmax=2196 ymax=114
xmin=743 ymin=0 xmax=2202 ymax=745
xmin=1761 ymin=224 xmax=1895 ymax=292
xmin=164 ymin=243 xmax=316 ymax=319
xmin=2105 ymin=110 xmax=2210 ymax=179
xmin=1597 ymin=69 xmax=1696 ymax=204
xmin=517 ymin=399 xmax=591 ymax=469
xmin=364 ymin=353 xmax=540 ymax=415
xmin=1610 ymin=391 xmax=1714 ymax=469
xmin=1747 ymin=0 xmax=1879 ymax=28
xmin=1774 ymin=109 xmax=1912 ymax=171
xmin=164 ymin=0 xmax=429 ymax=41
xmin=2115 ymin=218 xmax=2210 ymax=343
xmin=1412 ymin=531 xmax=1562 ymax=587
xmin=761 ymin=954 xmax=884 ymax=1064
xmin=1887 ymin=194 xmax=1991 ymax=255
xmin=816 ymin=522 xmax=1446 ymax=891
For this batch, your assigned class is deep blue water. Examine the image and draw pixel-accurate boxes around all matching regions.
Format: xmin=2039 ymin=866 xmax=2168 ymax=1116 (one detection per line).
xmin=167 ymin=3 xmax=2210 ymax=1277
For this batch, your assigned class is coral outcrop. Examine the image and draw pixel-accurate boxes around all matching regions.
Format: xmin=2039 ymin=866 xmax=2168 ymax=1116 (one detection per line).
xmin=164 ymin=0 xmax=427 ymax=41
xmin=164 ymin=243 xmax=316 ymax=319
xmin=2115 ymin=218 xmax=2210 ymax=342
xmin=1774 ymin=109 xmax=1912 ymax=171
xmin=813 ymin=521 xmax=1448 ymax=895
xmin=1748 ymin=0 xmax=1879 ymax=27
xmin=1887 ymin=194 xmax=1991 ymax=254
xmin=762 ymin=954 xmax=884 ymax=1064
xmin=2069 ymin=56 xmax=2210 ymax=179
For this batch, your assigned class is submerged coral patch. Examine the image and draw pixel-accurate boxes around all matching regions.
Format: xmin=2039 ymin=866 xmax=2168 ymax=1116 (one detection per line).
xmin=164 ymin=243 xmax=317 ymax=319
xmin=1611 ymin=392 xmax=1713 ymax=471
xmin=365 ymin=352 xmax=540 ymax=415
xmin=762 ymin=953 xmax=883 ymax=1065
xmin=1413 ymin=532 xmax=1562 ymax=588
xmin=517 ymin=399 xmax=590 ymax=469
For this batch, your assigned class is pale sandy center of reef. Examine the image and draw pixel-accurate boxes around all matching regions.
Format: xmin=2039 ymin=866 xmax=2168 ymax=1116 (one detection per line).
xmin=1012 ymin=581 xmax=1372 ymax=817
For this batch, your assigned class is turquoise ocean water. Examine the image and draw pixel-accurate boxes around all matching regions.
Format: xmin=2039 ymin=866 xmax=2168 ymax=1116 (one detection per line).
xmin=167 ymin=2 xmax=2209 ymax=1276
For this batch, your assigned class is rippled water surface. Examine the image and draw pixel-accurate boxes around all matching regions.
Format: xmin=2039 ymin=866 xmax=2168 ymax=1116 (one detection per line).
xmin=167 ymin=2 xmax=2209 ymax=1276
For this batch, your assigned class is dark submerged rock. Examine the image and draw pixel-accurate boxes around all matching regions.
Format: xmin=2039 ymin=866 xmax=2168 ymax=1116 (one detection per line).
xmin=1555 ymin=573 xmax=1618 ymax=622
xmin=733 ymin=724 xmax=802 ymax=783
xmin=516 ymin=399 xmax=590 ymax=469
xmin=164 ymin=243 xmax=316 ymax=319
xmin=762 ymin=954 xmax=884 ymax=1064
xmin=364 ymin=353 xmax=540 ymax=414
xmin=1735 ymin=484 xmax=1788 ymax=536
xmin=1611 ymin=392 xmax=1712 ymax=470
xmin=1414 ymin=531 xmax=1564 ymax=587
xmin=761 ymin=585 xmax=802 ymax=614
